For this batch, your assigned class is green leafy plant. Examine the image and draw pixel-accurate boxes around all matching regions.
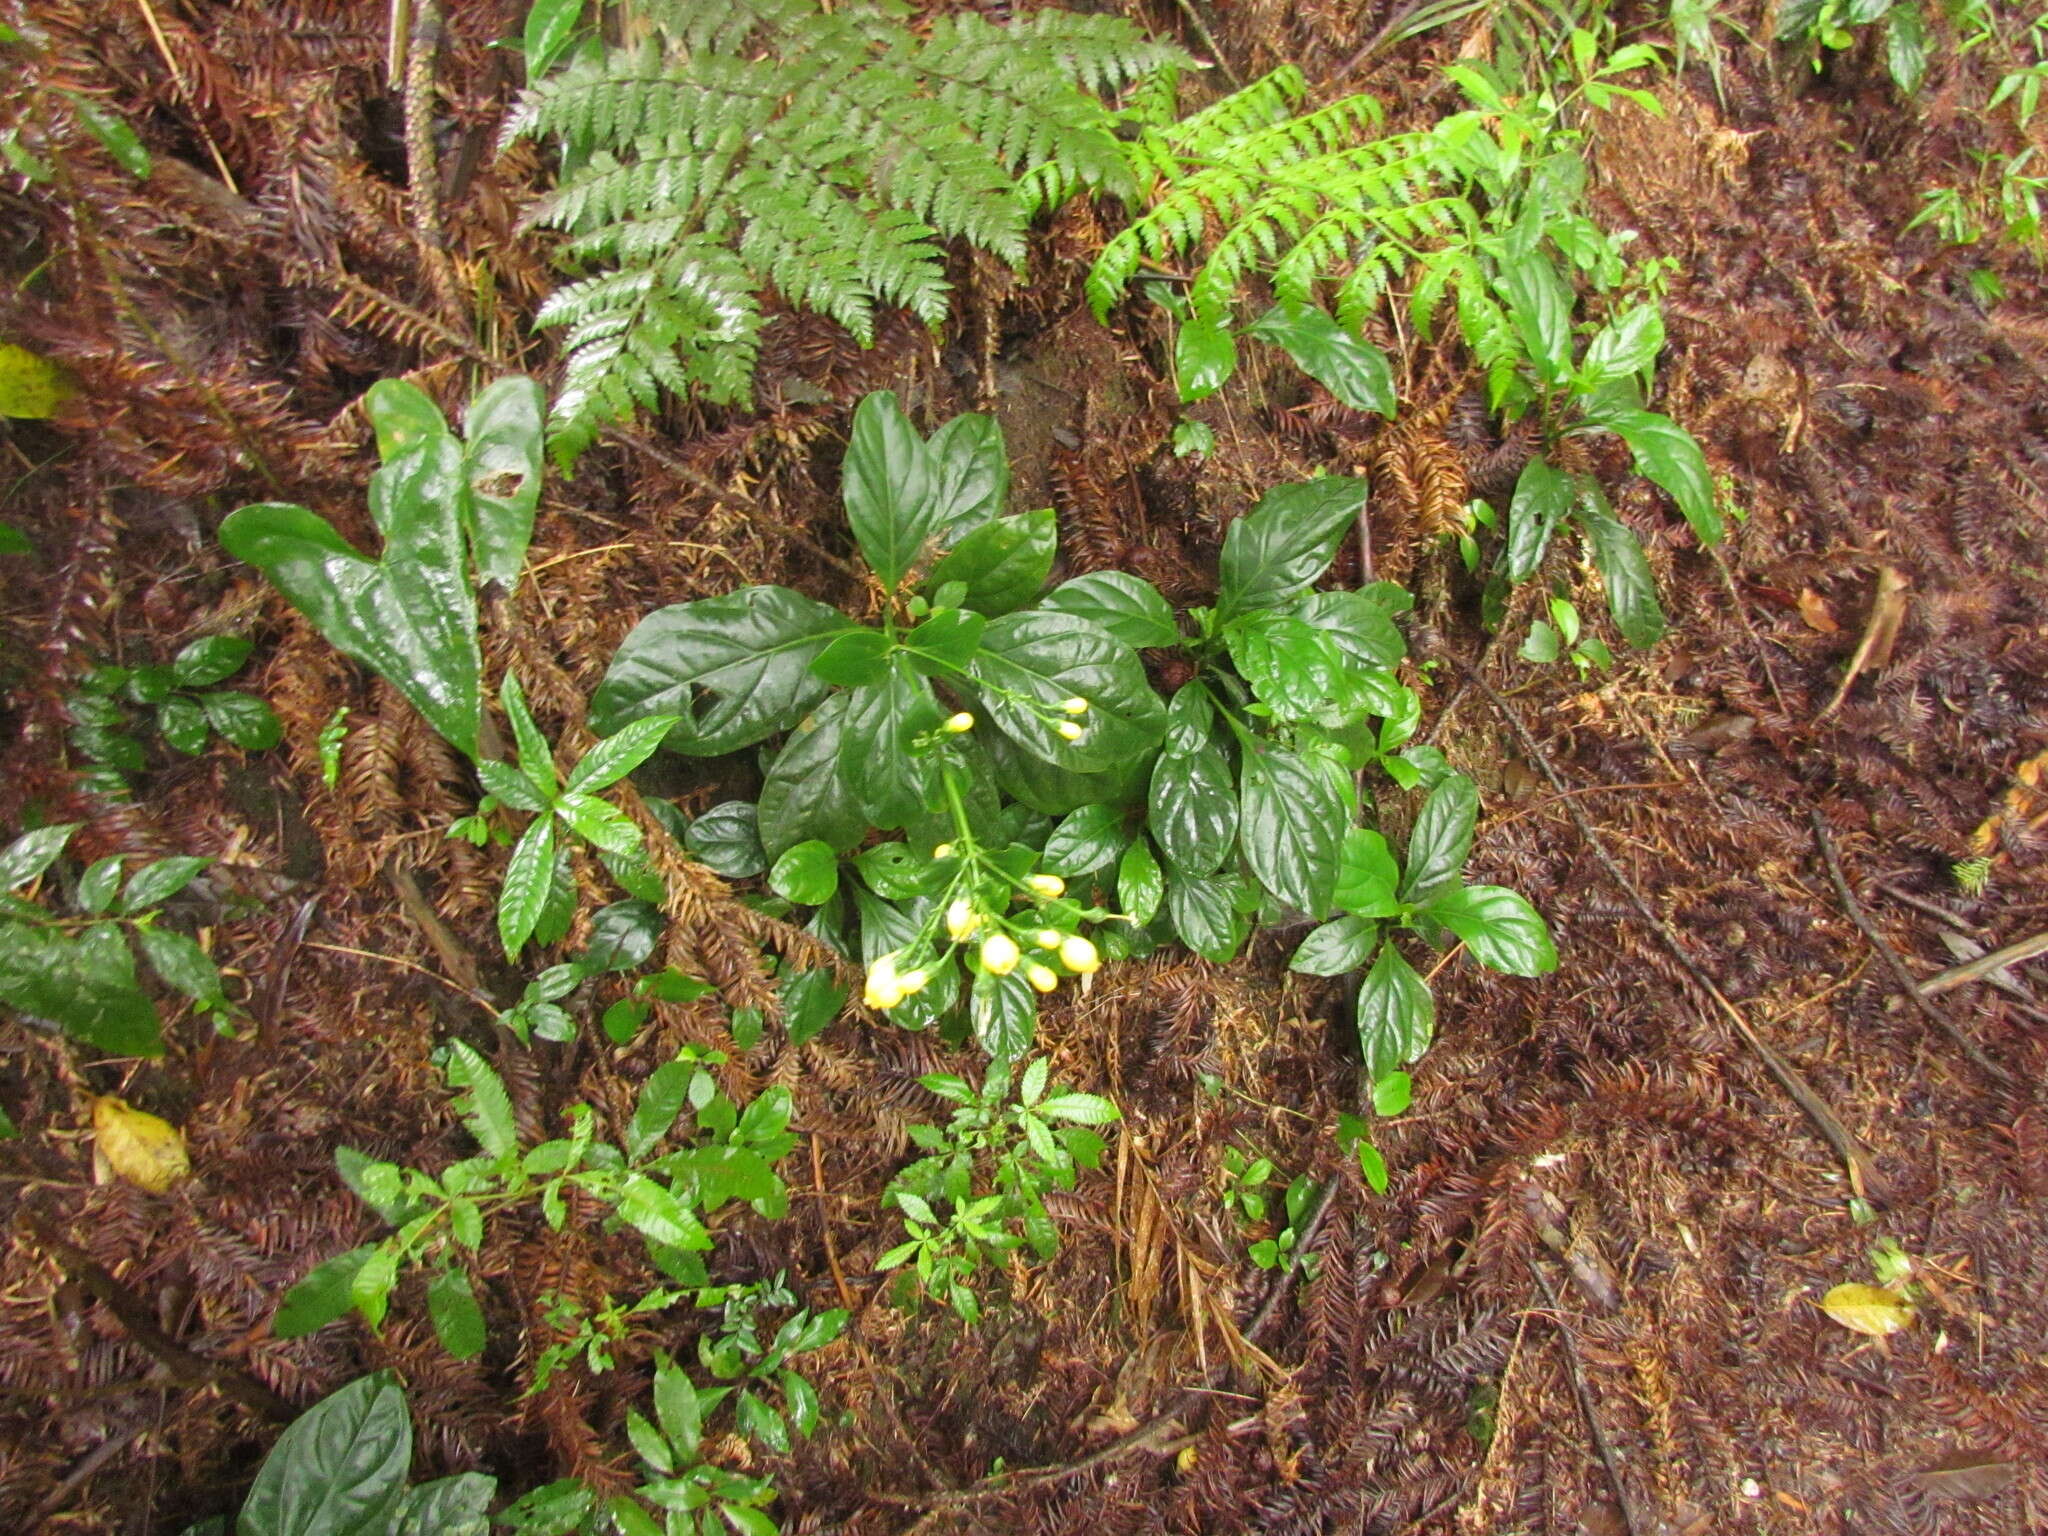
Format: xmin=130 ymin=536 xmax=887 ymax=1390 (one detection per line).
xmin=501 ymin=0 xmax=1182 ymax=464
xmin=879 ymin=1057 xmax=1120 ymax=1322
xmin=1336 ymin=1068 xmax=1412 ymax=1195
xmin=220 ymin=376 xmax=545 ymax=761
xmin=0 ymin=824 xmax=227 ymax=1057
xmin=1219 ymin=1146 xmax=1317 ymax=1272
xmin=66 ymin=638 xmax=282 ymax=798
xmin=183 ymin=1372 xmax=494 ymax=1536
xmin=529 ymin=1286 xmax=685 ymax=1393
xmin=273 ymin=1044 xmax=797 ymax=1359
xmin=0 ymin=21 xmax=154 ymax=186
xmin=1777 ymin=0 xmax=1931 ymax=94
xmin=1516 ymin=594 xmax=1615 ymax=674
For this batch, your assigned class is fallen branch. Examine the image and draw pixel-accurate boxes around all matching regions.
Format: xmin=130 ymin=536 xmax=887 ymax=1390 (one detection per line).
xmin=1917 ymin=927 xmax=2048 ymax=999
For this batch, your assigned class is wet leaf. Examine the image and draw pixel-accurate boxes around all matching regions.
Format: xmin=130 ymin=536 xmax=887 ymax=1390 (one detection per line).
xmin=0 ymin=342 xmax=75 ymax=418
xmin=92 ymin=1094 xmax=189 ymax=1192
xmin=1820 ymin=1281 xmax=1914 ymax=1336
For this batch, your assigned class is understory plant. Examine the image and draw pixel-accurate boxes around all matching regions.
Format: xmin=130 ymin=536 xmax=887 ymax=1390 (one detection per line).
xmin=67 ymin=637 xmax=281 ymax=799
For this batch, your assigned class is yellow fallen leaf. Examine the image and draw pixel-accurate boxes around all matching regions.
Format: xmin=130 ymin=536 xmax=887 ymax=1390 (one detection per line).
xmin=0 ymin=342 xmax=74 ymax=419
xmin=92 ymin=1095 xmax=190 ymax=1193
xmin=1822 ymin=1281 xmax=1913 ymax=1336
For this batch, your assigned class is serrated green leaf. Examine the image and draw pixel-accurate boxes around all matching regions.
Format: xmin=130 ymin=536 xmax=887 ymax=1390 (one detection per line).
xmin=427 ymin=1268 xmax=486 ymax=1360
xmin=445 ymin=1040 xmax=518 ymax=1160
xmin=499 ymin=818 xmax=558 ymax=960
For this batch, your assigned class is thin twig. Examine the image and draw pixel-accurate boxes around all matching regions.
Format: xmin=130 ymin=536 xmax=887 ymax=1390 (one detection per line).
xmin=1808 ymin=810 xmax=2014 ymax=1085
xmin=1457 ymin=658 xmax=1878 ymax=1198
xmin=1168 ymin=0 xmax=1242 ymax=86
xmin=305 ymin=940 xmax=496 ymax=1011
xmin=1916 ymin=927 xmax=2048 ymax=999
xmin=1874 ymin=880 xmax=1986 ymax=938
xmin=1531 ymin=1265 xmax=1646 ymax=1536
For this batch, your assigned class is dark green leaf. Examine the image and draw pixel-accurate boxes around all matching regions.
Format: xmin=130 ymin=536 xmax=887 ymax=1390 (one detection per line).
xmin=757 ymin=695 xmax=867 ymax=858
xmin=924 ymin=509 xmax=1056 ymax=616
xmin=628 ymin=1060 xmax=692 ymax=1159
xmin=274 ymin=1246 xmax=376 ymax=1339
xmin=1225 ymin=611 xmax=1348 ymax=722
xmin=1038 ymin=572 xmax=1180 ymax=650
xmin=1289 ymin=914 xmax=1377 ymax=975
xmin=768 ymin=840 xmax=839 ymax=906
xmin=1400 ymin=775 xmax=1478 ymax=908
xmin=61 ymin=90 xmax=151 ymax=179
xmin=1578 ymin=303 xmax=1664 ymax=390
xmin=392 ymin=1474 xmax=495 ymax=1536
xmin=1335 ymin=828 xmax=1402 ymax=917
xmin=0 ymin=922 xmax=161 ymax=1055
xmin=1149 ymin=743 xmax=1236 ymax=876
xmin=125 ymin=666 xmax=175 ymax=705
xmin=1505 ymin=456 xmax=1574 ymax=584
xmin=653 ymin=1354 xmax=702 ymax=1457
xmin=157 ymin=696 xmax=211 ymax=755
xmin=684 ymin=801 xmax=769 ymax=878
xmin=477 ymin=759 xmax=546 ymax=813
xmin=199 ymin=692 xmax=283 ymax=751
xmin=1886 ymin=2 xmax=1928 ymax=94
xmin=173 ymin=635 xmax=254 ymax=688
xmin=925 ymin=412 xmax=1009 ymax=540
xmin=1166 ymin=870 xmax=1248 ymax=962
xmin=1426 ymin=884 xmax=1558 ymax=975
xmin=1248 ymin=302 xmax=1396 ymax=415
xmin=781 ymin=966 xmax=846 ymax=1046
xmin=77 ymin=856 xmax=125 ymax=914
xmin=1293 ymin=589 xmax=1406 ymax=668
xmin=969 ymin=966 xmax=1035 ymax=1064
xmin=237 ymin=1372 xmax=411 ymax=1536
xmin=1240 ymin=745 xmax=1345 ymax=916
xmin=1573 ymin=486 xmax=1667 ymax=649
xmin=1176 ymin=314 xmax=1237 ymax=401
xmin=1492 ymin=247 xmax=1573 ymax=385
xmin=843 ymin=392 xmax=940 ymax=590
xmin=967 ymin=612 xmax=1166 ymax=774
xmin=135 ymin=924 xmax=225 ymax=1008
xmin=588 ymin=587 xmax=850 ymax=754
xmin=499 ymin=818 xmax=558 ymax=960
xmin=984 ymin=729 xmax=1148 ymax=816
xmin=1216 ymin=478 xmax=1363 ymax=622
xmin=0 ymin=823 xmax=77 ymax=889
xmin=735 ymin=1391 xmax=790 ymax=1455
xmin=1042 ymin=804 xmax=1131 ymax=879
xmin=808 ymin=628 xmax=893 ymax=688
xmin=427 ymin=1268 xmax=486 ymax=1359
xmin=1118 ymin=837 xmax=1163 ymax=924
xmin=582 ymin=900 xmax=661 ymax=972
xmin=523 ymin=0 xmax=584 ymax=77
xmin=362 ymin=379 xmax=447 ymax=460
xmin=1607 ymin=409 xmax=1721 ymax=544
xmin=460 ymin=375 xmax=544 ymax=588
xmin=1356 ymin=944 xmax=1434 ymax=1080
xmin=445 ymin=1041 xmax=518 ymax=1160
xmin=838 ymin=661 xmax=942 ymax=829
xmin=120 ymin=856 xmax=209 ymax=913
xmin=568 ymin=713 xmax=679 ymax=793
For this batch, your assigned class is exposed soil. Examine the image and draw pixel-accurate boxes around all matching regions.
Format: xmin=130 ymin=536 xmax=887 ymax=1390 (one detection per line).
xmin=2 ymin=3 xmax=2045 ymax=1534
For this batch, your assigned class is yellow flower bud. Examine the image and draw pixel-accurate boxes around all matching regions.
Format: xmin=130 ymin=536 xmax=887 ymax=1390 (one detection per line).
xmin=1026 ymin=963 xmax=1060 ymax=993
xmin=864 ymin=953 xmax=904 ymax=1010
xmin=1033 ymin=928 xmax=1064 ymax=950
xmin=946 ymin=898 xmax=980 ymax=942
xmin=1059 ymin=934 xmax=1100 ymax=974
xmin=1026 ymin=873 xmax=1065 ymax=898
xmin=933 ymin=843 xmax=954 ymax=860
xmin=1061 ymin=696 xmax=1089 ymax=715
xmin=898 ymin=968 xmax=930 ymax=995
xmin=943 ymin=712 xmax=976 ymax=734
xmin=979 ymin=933 xmax=1021 ymax=975
xmin=1055 ymin=720 xmax=1084 ymax=741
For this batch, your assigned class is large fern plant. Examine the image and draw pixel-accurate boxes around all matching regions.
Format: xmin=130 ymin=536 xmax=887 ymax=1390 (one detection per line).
xmin=504 ymin=0 xmax=1183 ymax=465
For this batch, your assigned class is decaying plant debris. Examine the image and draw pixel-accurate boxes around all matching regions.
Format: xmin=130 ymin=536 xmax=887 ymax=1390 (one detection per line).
xmin=2 ymin=1 xmax=2045 ymax=1532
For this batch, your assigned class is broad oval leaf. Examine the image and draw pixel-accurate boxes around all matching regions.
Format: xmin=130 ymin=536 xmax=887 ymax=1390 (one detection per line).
xmin=1177 ymin=314 xmax=1237 ymax=401
xmin=237 ymin=1372 xmax=411 ymax=1536
xmin=426 ymin=1268 xmax=486 ymax=1360
xmin=757 ymin=695 xmax=867 ymax=859
xmin=768 ymin=840 xmax=839 ymax=906
xmin=1166 ymin=869 xmax=1249 ymax=963
xmin=1608 ymin=409 xmax=1722 ymax=545
xmin=1821 ymin=1281 xmax=1914 ymax=1337
xmin=460 ymin=375 xmax=546 ymax=588
xmin=273 ymin=1246 xmax=376 ymax=1339
xmin=1578 ymin=302 xmax=1664 ymax=390
xmin=926 ymin=411 xmax=1010 ymax=540
xmin=1043 ymin=803 xmax=1132 ymax=879
xmin=199 ymin=691 xmax=284 ymax=751
xmin=1289 ymin=914 xmax=1377 ymax=975
xmin=1335 ymin=827 xmax=1402 ymax=917
xmin=1505 ymin=455 xmax=1574 ymax=584
xmin=0 ymin=823 xmax=78 ymax=889
xmin=1240 ymin=744 xmax=1346 ymax=917
xmin=838 ymin=661 xmax=942 ymax=830
xmin=684 ymin=800 xmax=769 ymax=877
xmin=924 ymin=509 xmax=1056 ymax=616
xmin=1118 ymin=836 xmax=1164 ymax=924
xmin=967 ymin=611 xmax=1167 ymax=774
xmin=392 ymin=1474 xmax=496 ymax=1536
xmin=1356 ymin=944 xmax=1434 ymax=1080
xmin=1038 ymin=571 xmax=1179 ymax=649
xmin=1149 ymin=743 xmax=1237 ymax=875
xmin=0 ymin=923 xmax=162 ymax=1056
xmin=1427 ymin=884 xmax=1558 ymax=976
xmin=1293 ymin=589 xmax=1406 ymax=668
xmin=1399 ymin=775 xmax=1478 ymax=908
xmin=1248 ymin=301 xmax=1396 ymax=415
xmin=172 ymin=634 xmax=254 ymax=688
xmin=970 ymin=966 xmax=1035 ymax=1065
xmin=843 ymin=391 xmax=939 ymax=590
xmin=1216 ymin=477 xmax=1363 ymax=622
xmin=1573 ymin=485 xmax=1667 ymax=650
xmin=588 ymin=586 xmax=850 ymax=755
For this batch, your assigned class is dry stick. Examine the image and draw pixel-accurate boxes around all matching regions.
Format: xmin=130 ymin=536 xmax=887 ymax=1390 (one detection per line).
xmin=1530 ymin=1265 xmax=1646 ymax=1536
xmin=1807 ymin=810 xmax=2015 ymax=1086
xmin=1875 ymin=880 xmax=1987 ymax=938
xmin=27 ymin=1416 xmax=150 ymax=1526
xmin=1457 ymin=659 xmax=1878 ymax=1199
xmin=1168 ymin=0 xmax=1242 ymax=86
xmin=1916 ymin=927 xmax=2048 ymax=999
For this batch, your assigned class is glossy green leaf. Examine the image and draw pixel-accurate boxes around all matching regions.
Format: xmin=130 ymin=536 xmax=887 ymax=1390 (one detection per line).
xmin=780 ymin=966 xmax=845 ymax=1046
xmin=173 ymin=635 xmax=254 ymax=688
xmin=237 ymin=1372 xmax=410 ymax=1536
xmin=653 ymin=1354 xmax=702 ymax=1457
xmin=924 ymin=509 xmax=1056 ymax=616
xmin=1240 ymin=745 xmax=1345 ymax=916
xmin=1042 ymin=803 xmax=1131 ymax=879
xmin=768 ymin=840 xmax=839 ymax=906
xmin=1149 ymin=742 xmax=1236 ymax=876
xmin=901 ymin=609 xmax=985 ymax=674
xmin=427 ymin=1268 xmax=486 ymax=1360
xmin=808 ymin=628 xmax=892 ymax=688
xmin=1886 ymin=2 xmax=1928 ymax=94
xmin=1293 ymin=589 xmax=1406 ymax=668
xmin=1248 ymin=302 xmax=1396 ymax=415
xmin=273 ymin=1246 xmax=376 ymax=1339
xmin=985 ymin=729 xmax=1148 ymax=816
xmin=499 ymin=818 xmax=558 ymax=960
xmin=219 ymin=496 xmax=482 ymax=759
xmin=361 ymin=380 xmax=447 ymax=461
xmin=1505 ymin=455 xmax=1573 ymax=584
xmin=1373 ymin=1070 xmax=1413 ymax=1116
xmin=926 ymin=412 xmax=1009 ymax=540
xmin=455 ymin=376 xmax=545 ymax=587
xmin=392 ymin=1475 xmax=495 ymax=1536
xmin=1578 ymin=302 xmax=1664 ymax=390
xmin=967 ymin=612 xmax=1166 ymax=774
xmin=1037 ymin=571 xmax=1180 ymax=649
xmin=589 ymin=586 xmax=849 ymax=754
xmin=1216 ymin=478 xmax=1363 ymax=622
xmin=1607 ymin=409 xmax=1722 ymax=544
xmin=1492 ymin=247 xmax=1573 ymax=385
xmin=839 ymin=662 xmax=942 ymax=829
xmin=843 ymin=391 xmax=940 ymax=590
xmin=1334 ymin=828 xmax=1401 ymax=917
xmin=0 ymin=922 xmax=161 ymax=1056
xmin=568 ymin=713 xmax=677 ymax=794
xmin=1426 ymin=884 xmax=1558 ymax=976
xmin=684 ymin=801 xmax=769 ymax=877
xmin=61 ymin=90 xmax=151 ymax=179
xmin=120 ymin=855 xmax=209 ymax=913
xmin=1166 ymin=870 xmax=1248 ymax=963
xmin=77 ymin=855 xmax=125 ymax=914
xmin=477 ymin=759 xmax=546 ymax=813
xmin=523 ymin=0 xmax=584 ymax=76
xmin=199 ymin=692 xmax=283 ymax=751
xmin=758 ymin=694 xmax=867 ymax=858
xmin=1176 ymin=314 xmax=1237 ymax=401
xmin=1118 ymin=837 xmax=1163 ymax=924
xmin=1399 ymin=775 xmax=1478 ymax=908
xmin=969 ymin=966 xmax=1035 ymax=1064
xmin=1356 ymin=944 xmax=1434 ymax=1080
xmin=1225 ymin=611 xmax=1348 ymax=723
xmin=135 ymin=924 xmax=225 ymax=1008
xmin=1574 ymin=487 xmax=1667 ymax=649
xmin=628 ymin=1060 xmax=692 ymax=1159
xmin=1288 ymin=914 xmax=1377 ymax=975
xmin=585 ymin=899 xmax=663 ymax=972
xmin=0 ymin=823 xmax=77 ymax=889
xmin=445 ymin=1041 xmax=518 ymax=1160
xmin=157 ymin=696 xmax=211 ymax=755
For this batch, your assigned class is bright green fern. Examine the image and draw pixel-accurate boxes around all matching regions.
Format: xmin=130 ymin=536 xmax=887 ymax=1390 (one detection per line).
xmin=504 ymin=0 xmax=1184 ymax=465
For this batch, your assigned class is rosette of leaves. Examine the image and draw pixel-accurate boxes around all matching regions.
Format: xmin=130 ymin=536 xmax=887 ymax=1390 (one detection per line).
xmin=0 ymin=824 xmax=227 ymax=1057
xmin=219 ymin=376 xmax=545 ymax=762
xmin=67 ymin=637 xmax=281 ymax=798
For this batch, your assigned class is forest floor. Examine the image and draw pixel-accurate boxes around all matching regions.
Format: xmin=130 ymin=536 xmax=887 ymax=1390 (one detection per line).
xmin=2 ymin=2 xmax=2046 ymax=1533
